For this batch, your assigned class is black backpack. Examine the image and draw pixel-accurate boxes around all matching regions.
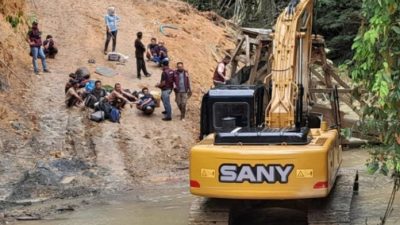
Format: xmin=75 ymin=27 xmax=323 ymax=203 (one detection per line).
xmin=84 ymin=94 xmax=98 ymax=109
xmin=95 ymin=101 xmax=113 ymax=118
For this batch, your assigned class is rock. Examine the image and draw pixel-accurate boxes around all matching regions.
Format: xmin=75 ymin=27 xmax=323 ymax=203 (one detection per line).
xmin=60 ymin=176 xmax=75 ymax=184
xmin=83 ymin=171 xmax=96 ymax=178
xmin=10 ymin=121 xmax=24 ymax=130
xmin=50 ymin=159 xmax=90 ymax=173
xmin=50 ymin=151 xmax=63 ymax=158
xmin=56 ymin=205 xmax=74 ymax=212
xmin=143 ymin=134 xmax=151 ymax=139
xmin=16 ymin=215 xmax=41 ymax=221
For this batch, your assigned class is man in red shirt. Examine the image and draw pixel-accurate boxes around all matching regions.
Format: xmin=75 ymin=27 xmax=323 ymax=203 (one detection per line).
xmin=213 ymin=55 xmax=231 ymax=86
xmin=156 ymin=61 xmax=175 ymax=121
xmin=27 ymin=21 xmax=50 ymax=75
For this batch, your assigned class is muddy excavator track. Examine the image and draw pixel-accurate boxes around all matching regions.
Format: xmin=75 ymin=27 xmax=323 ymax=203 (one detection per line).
xmin=307 ymin=169 xmax=359 ymax=225
xmin=188 ymin=197 xmax=232 ymax=225
xmin=188 ymin=169 xmax=358 ymax=225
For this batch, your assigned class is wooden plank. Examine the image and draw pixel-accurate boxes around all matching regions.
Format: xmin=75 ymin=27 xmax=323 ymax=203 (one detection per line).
xmin=309 ymin=88 xmax=352 ymax=94
xmin=229 ymin=39 xmax=244 ymax=77
xmin=310 ymin=67 xmax=326 ymax=85
xmin=245 ymin=35 xmax=250 ymax=66
xmin=238 ymin=35 xmax=272 ymax=43
xmin=331 ymin=70 xmax=351 ymax=89
xmin=248 ymin=38 xmax=263 ymax=84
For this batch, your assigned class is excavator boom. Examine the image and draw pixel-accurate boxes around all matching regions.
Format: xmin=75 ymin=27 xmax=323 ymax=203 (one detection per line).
xmin=267 ymin=0 xmax=313 ymax=128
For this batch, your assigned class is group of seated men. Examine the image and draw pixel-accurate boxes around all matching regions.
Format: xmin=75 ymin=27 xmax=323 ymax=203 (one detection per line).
xmin=65 ymin=69 xmax=157 ymax=118
xmin=146 ymin=37 xmax=169 ymax=66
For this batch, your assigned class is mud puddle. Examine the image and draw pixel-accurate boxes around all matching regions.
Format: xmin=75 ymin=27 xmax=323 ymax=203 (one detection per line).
xmin=15 ymin=183 xmax=191 ymax=225
xmin=15 ymin=149 xmax=400 ymax=225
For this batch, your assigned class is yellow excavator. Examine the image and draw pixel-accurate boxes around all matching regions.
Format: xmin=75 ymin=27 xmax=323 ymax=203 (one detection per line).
xmin=189 ymin=0 xmax=358 ymax=224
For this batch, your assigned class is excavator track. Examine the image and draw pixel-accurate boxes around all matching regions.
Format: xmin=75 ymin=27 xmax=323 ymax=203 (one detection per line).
xmin=188 ymin=197 xmax=233 ymax=225
xmin=308 ymin=169 xmax=359 ymax=225
xmin=188 ymin=169 xmax=358 ymax=225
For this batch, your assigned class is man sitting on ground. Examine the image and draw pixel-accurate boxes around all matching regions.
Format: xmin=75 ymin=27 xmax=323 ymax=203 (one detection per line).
xmin=106 ymin=83 xmax=137 ymax=110
xmin=85 ymin=80 xmax=108 ymax=108
xmin=136 ymin=87 xmax=156 ymax=115
xmin=91 ymin=80 xmax=108 ymax=101
xmin=43 ymin=35 xmax=58 ymax=58
xmin=65 ymin=80 xmax=84 ymax=108
xmin=146 ymin=37 xmax=158 ymax=61
xmin=153 ymin=41 xmax=169 ymax=66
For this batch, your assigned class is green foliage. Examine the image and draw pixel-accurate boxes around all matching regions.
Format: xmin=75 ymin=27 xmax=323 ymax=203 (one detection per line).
xmin=6 ymin=15 xmax=21 ymax=28
xmin=188 ymin=0 xmax=362 ymax=62
xmin=315 ymin=0 xmax=362 ymax=63
xmin=351 ymin=0 xmax=400 ymax=175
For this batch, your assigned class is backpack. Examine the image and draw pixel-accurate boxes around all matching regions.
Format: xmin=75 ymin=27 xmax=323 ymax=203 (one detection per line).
xmin=85 ymin=80 xmax=96 ymax=92
xmin=89 ymin=111 xmax=105 ymax=122
xmin=75 ymin=67 xmax=90 ymax=80
xmin=108 ymin=53 xmax=121 ymax=61
xmin=109 ymin=107 xmax=120 ymax=123
xmin=96 ymin=101 xmax=113 ymax=118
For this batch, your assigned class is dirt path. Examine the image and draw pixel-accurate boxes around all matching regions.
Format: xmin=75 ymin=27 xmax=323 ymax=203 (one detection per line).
xmin=0 ymin=0 xmax=235 ymax=222
xmin=25 ymin=0 xmax=194 ymax=190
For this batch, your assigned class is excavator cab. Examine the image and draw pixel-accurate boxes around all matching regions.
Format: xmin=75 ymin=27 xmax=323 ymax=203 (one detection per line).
xmin=199 ymin=85 xmax=265 ymax=140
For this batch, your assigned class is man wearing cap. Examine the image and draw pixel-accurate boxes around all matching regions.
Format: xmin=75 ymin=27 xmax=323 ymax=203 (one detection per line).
xmin=27 ymin=21 xmax=50 ymax=75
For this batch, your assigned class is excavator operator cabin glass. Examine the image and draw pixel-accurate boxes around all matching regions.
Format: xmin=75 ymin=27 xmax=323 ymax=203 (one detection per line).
xmin=213 ymin=102 xmax=249 ymax=129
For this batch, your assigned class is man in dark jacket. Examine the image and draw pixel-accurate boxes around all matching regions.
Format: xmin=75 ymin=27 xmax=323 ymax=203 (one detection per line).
xmin=153 ymin=41 xmax=169 ymax=66
xmin=173 ymin=62 xmax=191 ymax=121
xmin=134 ymin=32 xmax=151 ymax=79
xmin=91 ymin=80 xmax=107 ymax=100
xmin=27 ymin=21 xmax=50 ymax=75
xmin=43 ymin=35 xmax=58 ymax=58
xmin=156 ymin=61 xmax=174 ymax=121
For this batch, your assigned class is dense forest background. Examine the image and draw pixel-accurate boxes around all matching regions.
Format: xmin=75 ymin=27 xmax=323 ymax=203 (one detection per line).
xmin=186 ymin=0 xmax=362 ymax=63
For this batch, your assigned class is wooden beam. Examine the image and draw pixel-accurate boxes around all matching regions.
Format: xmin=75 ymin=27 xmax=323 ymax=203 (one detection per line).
xmin=309 ymin=88 xmax=352 ymax=94
xmin=248 ymin=37 xmax=263 ymax=84
xmin=245 ymin=35 xmax=250 ymax=66
xmin=229 ymin=38 xmax=245 ymax=77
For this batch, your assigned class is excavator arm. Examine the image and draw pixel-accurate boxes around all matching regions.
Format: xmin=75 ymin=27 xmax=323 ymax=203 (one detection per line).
xmin=267 ymin=0 xmax=313 ymax=128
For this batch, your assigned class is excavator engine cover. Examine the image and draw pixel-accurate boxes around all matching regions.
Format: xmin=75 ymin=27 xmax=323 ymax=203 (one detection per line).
xmin=215 ymin=127 xmax=310 ymax=145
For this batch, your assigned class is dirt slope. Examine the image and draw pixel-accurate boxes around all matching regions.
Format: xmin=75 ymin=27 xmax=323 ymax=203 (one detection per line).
xmin=0 ymin=0 xmax=233 ymax=220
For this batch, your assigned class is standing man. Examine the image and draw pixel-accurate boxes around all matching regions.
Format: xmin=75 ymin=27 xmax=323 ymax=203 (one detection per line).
xmin=104 ymin=6 xmax=120 ymax=55
xmin=173 ymin=62 xmax=191 ymax=121
xmin=213 ymin=55 xmax=231 ymax=86
xmin=156 ymin=61 xmax=174 ymax=121
xmin=134 ymin=32 xmax=151 ymax=79
xmin=27 ymin=21 xmax=49 ymax=75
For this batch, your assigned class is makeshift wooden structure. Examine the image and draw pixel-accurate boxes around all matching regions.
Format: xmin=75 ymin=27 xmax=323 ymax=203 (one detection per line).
xmin=229 ymin=28 xmax=361 ymax=129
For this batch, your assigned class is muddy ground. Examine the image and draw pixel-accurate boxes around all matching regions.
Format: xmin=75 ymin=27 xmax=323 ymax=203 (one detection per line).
xmin=0 ymin=0 xmax=399 ymax=225
xmin=0 ymin=0 xmax=233 ymax=223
